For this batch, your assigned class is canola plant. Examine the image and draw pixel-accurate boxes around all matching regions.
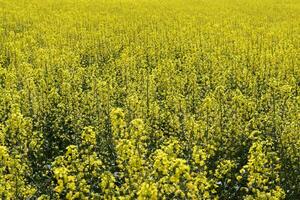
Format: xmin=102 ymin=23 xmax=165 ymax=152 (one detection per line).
xmin=0 ymin=0 xmax=299 ymax=199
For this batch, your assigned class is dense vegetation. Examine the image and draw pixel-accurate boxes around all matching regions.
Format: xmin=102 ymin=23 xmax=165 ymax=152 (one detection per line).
xmin=0 ymin=0 xmax=299 ymax=199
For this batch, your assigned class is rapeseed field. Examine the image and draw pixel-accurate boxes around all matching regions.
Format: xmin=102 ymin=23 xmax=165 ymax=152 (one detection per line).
xmin=0 ymin=0 xmax=299 ymax=199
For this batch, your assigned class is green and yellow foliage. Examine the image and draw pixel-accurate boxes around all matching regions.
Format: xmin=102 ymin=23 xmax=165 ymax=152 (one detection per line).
xmin=0 ymin=0 xmax=299 ymax=199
